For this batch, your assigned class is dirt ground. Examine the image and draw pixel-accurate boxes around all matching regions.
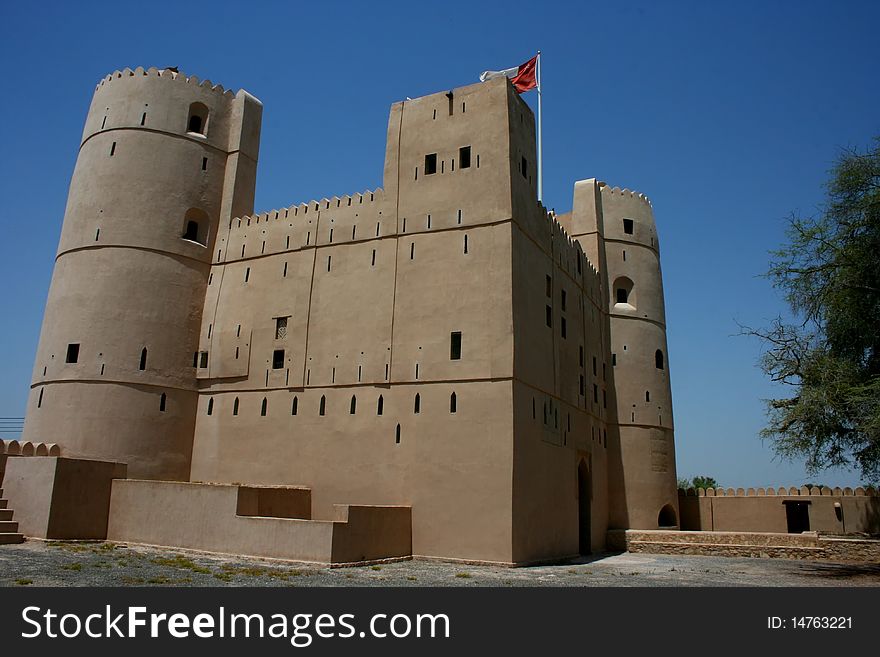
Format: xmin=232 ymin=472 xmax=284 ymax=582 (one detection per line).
xmin=2 ymin=540 xmax=879 ymax=587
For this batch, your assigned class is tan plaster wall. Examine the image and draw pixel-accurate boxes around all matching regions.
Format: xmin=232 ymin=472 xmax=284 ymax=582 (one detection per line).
xmin=190 ymin=381 xmax=514 ymax=563
xmin=107 ymin=480 xmax=411 ymax=564
xmin=679 ymin=492 xmax=880 ymax=534
xmin=3 ymin=457 xmax=126 ymax=539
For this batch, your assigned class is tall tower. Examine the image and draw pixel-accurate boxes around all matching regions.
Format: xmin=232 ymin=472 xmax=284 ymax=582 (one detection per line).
xmin=22 ymin=67 xmax=262 ymax=480
xmin=599 ymin=184 xmax=678 ymax=529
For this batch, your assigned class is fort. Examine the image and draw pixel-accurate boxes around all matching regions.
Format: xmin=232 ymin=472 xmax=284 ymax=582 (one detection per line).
xmin=1 ymin=67 xmax=876 ymax=565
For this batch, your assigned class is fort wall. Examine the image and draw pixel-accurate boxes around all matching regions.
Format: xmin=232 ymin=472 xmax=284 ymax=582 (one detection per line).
xmin=679 ymin=487 xmax=880 ymax=535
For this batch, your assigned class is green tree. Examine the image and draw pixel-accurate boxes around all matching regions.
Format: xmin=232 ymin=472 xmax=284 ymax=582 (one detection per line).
xmin=677 ymin=475 xmax=721 ymax=490
xmin=744 ymin=137 xmax=880 ymax=483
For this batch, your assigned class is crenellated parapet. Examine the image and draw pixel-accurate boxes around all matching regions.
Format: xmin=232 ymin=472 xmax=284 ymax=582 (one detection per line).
xmin=94 ymin=66 xmax=236 ymax=99
xmin=600 ymin=184 xmax=653 ymax=208
xmin=679 ymin=486 xmax=879 ymax=497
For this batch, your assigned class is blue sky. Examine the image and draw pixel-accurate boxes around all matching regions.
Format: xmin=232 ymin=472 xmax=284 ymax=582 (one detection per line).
xmin=0 ymin=0 xmax=877 ymax=487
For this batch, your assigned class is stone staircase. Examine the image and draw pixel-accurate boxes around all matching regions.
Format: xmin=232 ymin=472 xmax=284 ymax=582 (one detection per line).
xmin=0 ymin=488 xmax=25 ymax=545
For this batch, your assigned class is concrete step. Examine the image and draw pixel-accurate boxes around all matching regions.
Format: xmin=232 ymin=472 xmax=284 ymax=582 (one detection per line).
xmin=0 ymin=499 xmax=7 ymax=509
xmin=0 ymin=520 xmax=18 ymax=533
xmin=0 ymin=509 xmax=12 ymax=521
xmin=0 ymin=533 xmax=25 ymax=545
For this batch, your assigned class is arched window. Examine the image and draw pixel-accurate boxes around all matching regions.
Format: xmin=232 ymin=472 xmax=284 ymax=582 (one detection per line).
xmin=658 ymin=504 xmax=677 ymax=528
xmin=291 ymin=396 xmax=298 ymax=415
xmin=319 ymin=395 xmax=326 ymax=416
xmin=233 ymin=397 xmax=239 ymax=416
xmin=414 ymin=393 xmax=420 ymax=414
xmin=395 ymin=424 xmax=401 ymax=444
xmin=207 ymin=398 xmax=213 ymax=415
xmin=612 ymin=276 xmax=635 ymax=308
xmin=655 ymin=349 xmax=665 ymax=370
xmin=377 ymin=395 xmax=384 ymax=416
xmin=139 ymin=348 xmax=147 ymax=371
xmin=182 ymin=208 xmax=209 ymax=246
xmin=260 ymin=397 xmax=268 ymax=416
xmin=186 ymin=102 xmax=209 ymax=135
xmin=450 ymin=391 xmax=457 ymax=414
xmin=350 ymin=395 xmax=357 ymax=414
xmin=159 ymin=393 xmax=167 ymax=412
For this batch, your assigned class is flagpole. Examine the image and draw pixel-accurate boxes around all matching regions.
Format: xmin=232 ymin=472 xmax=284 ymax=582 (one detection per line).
xmin=536 ymin=50 xmax=543 ymax=203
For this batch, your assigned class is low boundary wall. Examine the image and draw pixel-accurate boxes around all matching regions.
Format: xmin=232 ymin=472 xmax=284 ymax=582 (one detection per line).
xmin=678 ymin=486 xmax=880 ymax=534
xmin=608 ymin=529 xmax=880 ymax=563
xmin=107 ymin=480 xmax=412 ymax=566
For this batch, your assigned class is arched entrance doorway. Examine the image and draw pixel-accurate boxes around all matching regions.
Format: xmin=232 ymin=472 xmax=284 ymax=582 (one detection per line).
xmin=577 ymin=459 xmax=592 ymax=554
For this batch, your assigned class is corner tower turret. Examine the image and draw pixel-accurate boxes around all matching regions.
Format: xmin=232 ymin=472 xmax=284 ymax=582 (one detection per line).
xmin=569 ymin=179 xmax=678 ymax=529
xmin=22 ymin=67 xmax=262 ymax=479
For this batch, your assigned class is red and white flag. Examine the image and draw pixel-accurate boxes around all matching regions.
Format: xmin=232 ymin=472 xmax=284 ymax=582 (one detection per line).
xmin=479 ymin=54 xmax=539 ymax=93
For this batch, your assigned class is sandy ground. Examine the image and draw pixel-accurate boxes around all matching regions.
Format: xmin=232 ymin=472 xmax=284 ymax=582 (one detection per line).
xmin=1 ymin=540 xmax=879 ymax=587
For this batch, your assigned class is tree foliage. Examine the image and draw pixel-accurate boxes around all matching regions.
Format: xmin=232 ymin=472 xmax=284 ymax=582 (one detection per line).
xmin=677 ymin=475 xmax=721 ymax=490
xmin=745 ymin=137 xmax=880 ymax=483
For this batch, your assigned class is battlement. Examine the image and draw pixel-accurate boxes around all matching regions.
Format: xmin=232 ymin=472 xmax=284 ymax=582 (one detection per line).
xmin=679 ymin=486 xmax=879 ymax=497
xmin=228 ymin=189 xmax=384 ymax=230
xmin=95 ymin=66 xmax=236 ymax=100
xmin=599 ymin=183 xmax=653 ymax=208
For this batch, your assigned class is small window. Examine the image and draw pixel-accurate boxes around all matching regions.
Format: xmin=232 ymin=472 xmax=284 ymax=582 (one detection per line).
xmin=646 ymin=391 xmax=651 ymax=402
xmin=182 ymin=208 xmax=208 ymax=245
xmin=546 ymin=305 xmax=552 ymax=328
xmin=395 ymin=424 xmax=401 ymax=444
xmin=187 ymin=102 xmax=209 ymax=135
xmin=291 ymin=396 xmax=298 ymax=415
xmin=450 ymin=391 xmax=457 ymax=414
xmin=183 ymin=221 xmax=199 ymax=241
xmin=612 ymin=353 xmax=617 ymax=366
xmin=275 ymin=317 xmax=288 ymax=340
xmin=207 ymin=398 xmax=213 ymax=415
xmin=159 ymin=393 xmax=167 ymax=412
xmin=425 ymin=153 xmax=438 ymax=175
xmin=521 ymin=156 xmax=528 ymax=179
xmin=561 ymin=289 xmax=566 ymax=312
xmin=623 ymin=219 xmax=634 ymax=235
xmin=350 ymin=395 xmax=357 ymax=414
xmin=459 ymin=146 xmax=471 ymax=169
xmin=545 ymin=275 xmax=552 ymax=297
xmin=66 ymin=343 xmax=80 ymax=364
xmin=139 ymin=347 xmax=148 ymax=371
xmin=319 ymin=395 xmax=326 ymax=416
xmin=233 ymin=397 xmax=239 ymax=415
xmin=261 ymin=397 xmax=268 ymax=416
xmin=272 ymin=349 xmax=284 ymax=369
xmin=377 ymin=395 xmax=384 ymax=416
xmin=450 ymin=332 xmax=462 ymax=360
xmin=199 ymin=351 xmax=209 ymax=368
xmin=616 ymin=288 xmax=628 ymax=304
xmin=414 ymin=393 xmax=421 ymax=414
xmin=655 ymin=349 xmax=665 ymax=370
xmin=561 ymin=317 xmax=567 ymax=339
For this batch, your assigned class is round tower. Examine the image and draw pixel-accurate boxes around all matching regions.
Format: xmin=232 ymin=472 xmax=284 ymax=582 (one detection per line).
xmin=21 ymin=67 xmax=262 ymax=480
xmin=600 ymin=185 xmax=679 ymax=529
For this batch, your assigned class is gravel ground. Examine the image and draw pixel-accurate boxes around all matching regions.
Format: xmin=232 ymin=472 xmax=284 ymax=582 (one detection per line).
xmin=1 ymin=540 xmax=878 ymax=587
